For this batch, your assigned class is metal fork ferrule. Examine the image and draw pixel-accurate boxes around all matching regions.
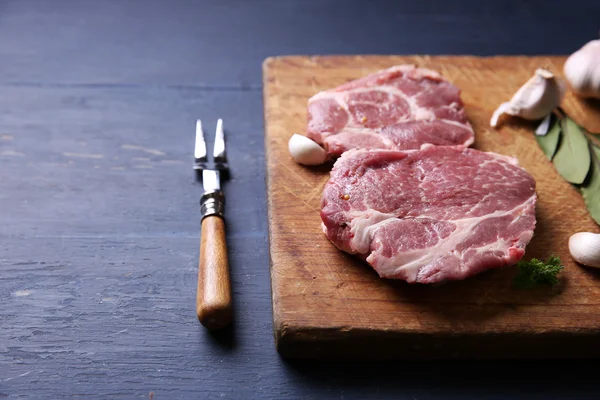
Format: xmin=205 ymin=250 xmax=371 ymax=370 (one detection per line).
xmin=200 ymin=190 xmax=225 ymax=219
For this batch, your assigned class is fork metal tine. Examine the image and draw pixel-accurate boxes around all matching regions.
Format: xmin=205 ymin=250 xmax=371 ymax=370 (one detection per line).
xmin=213 ymin=118 xmax=226 ymax=163
xmin=195 ymin=119 xmax=207 ymax=162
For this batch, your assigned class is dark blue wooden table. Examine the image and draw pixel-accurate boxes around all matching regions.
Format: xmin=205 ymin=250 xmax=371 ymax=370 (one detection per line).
xmin=1 ymin=1 xmax=599 ymax=398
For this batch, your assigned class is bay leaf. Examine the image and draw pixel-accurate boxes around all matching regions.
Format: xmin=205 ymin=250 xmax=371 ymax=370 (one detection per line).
xmin=535 ymin=115 xmax=561 ymax=160
xmin=552 ymin=117 xmax=591 ymax=185
xmin=581 ymin=145 xmax=600 ymax=225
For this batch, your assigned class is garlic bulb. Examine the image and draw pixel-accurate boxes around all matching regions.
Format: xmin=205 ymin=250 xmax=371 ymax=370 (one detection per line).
xmin=490 ymin=68 xmax=565 ymax=128
xmin=568 ymin=232 xmax=600 ymax=268
xmin=563 ymin=39 xmax=600 ymax=99
xmin=288 ymin=133 xmax=327 ymax=166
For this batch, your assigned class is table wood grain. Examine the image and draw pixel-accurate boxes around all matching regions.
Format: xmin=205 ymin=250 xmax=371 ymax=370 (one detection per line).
xmin=1 ymin=0 xmax=600 ymax=398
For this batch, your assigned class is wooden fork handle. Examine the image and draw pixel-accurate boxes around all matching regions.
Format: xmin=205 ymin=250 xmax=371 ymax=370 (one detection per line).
xmin=196 ymin=215 xmax=232 ymax=330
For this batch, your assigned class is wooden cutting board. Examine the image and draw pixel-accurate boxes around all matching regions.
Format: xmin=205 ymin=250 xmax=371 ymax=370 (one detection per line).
xmin=262 ymin=55 xmax=600 ymax=359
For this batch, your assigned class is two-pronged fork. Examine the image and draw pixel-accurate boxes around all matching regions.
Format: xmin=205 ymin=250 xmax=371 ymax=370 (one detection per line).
xmin=194 ymin=119 xmax=232 ymax=330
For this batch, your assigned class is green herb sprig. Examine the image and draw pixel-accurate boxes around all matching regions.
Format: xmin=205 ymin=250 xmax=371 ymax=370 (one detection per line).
xmin=513 ymin=255 xmax=564 ymax=289
xmin=536 ymin=111 xmax=600 ymax=225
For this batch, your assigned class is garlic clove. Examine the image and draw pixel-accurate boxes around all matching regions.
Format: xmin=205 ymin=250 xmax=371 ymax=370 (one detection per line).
xmin=568 ymin=232 xmax=600 ymax=268
xmin=288 ymin=133 xmax=327 ymax=166
xmin=563 ymin=39 xmax=600 ymax=99
xmin=490 ymin=68 xmax=565 ymax=128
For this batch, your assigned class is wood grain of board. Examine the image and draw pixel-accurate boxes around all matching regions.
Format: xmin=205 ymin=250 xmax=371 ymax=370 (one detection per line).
xmin=263 ymin=55 xmax=600 ymax=359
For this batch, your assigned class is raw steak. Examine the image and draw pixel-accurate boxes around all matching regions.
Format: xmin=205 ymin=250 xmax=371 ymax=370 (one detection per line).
xmin=320 ymin=145 xmax=537 ymax=284
xmin=307 ymin=65 xmax=475 ymax=157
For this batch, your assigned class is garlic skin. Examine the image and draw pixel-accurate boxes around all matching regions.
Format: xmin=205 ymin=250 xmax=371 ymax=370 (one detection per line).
xmin=288 ymin=133 xmax=327 ymax=166
xmin=490 ymin=68 xmax=565 ymax=128
xmin=535 ymin=113 xmax=552 ymax=136
xmin=568 ymin=232 xmax=600 ymax=268
xmin=563 ymin=39 xmax=600 ymax=99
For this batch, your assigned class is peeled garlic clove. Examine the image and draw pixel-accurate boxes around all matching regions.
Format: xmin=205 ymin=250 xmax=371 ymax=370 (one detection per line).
xmin=568 ymin=232 xmax=600 ymax=268
xmin=490 ymin=68 xmax=565 ymax=128
xmin=563 ymin=39 xmax=600 ymax=99
xmin=288 ymin=133 xmax=327 ymax=166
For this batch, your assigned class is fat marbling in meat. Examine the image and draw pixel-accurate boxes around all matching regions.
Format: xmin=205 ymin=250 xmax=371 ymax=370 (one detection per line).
xmin=307 ymin=65 xmax=475 ymax=157
xmin=320 ymin=145 xmax=537 ymax=284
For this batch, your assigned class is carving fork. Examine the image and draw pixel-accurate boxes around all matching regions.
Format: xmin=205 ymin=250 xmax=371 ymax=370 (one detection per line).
xmin=194 ymin=119 xmax=232 ymax=330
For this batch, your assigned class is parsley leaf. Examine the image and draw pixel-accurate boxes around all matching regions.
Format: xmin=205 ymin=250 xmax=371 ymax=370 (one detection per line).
xmin=513 ymin=255 xmax=564 ymax=289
